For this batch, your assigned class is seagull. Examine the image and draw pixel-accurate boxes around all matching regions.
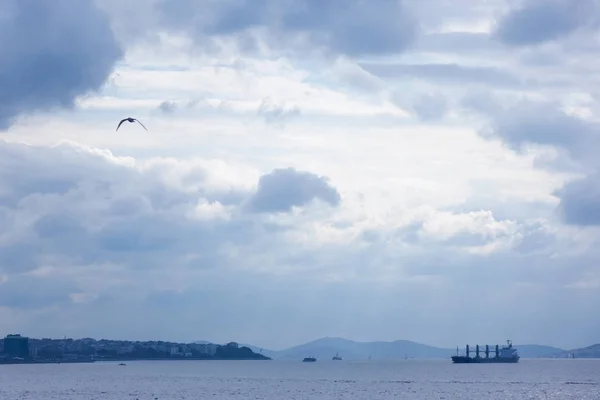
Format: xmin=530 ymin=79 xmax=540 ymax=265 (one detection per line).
xmin=116 ymin=117 xmax=148 ymax=131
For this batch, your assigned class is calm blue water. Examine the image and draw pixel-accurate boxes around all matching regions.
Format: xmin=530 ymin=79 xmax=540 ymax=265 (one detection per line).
xmin=0 ymin=359 xmax=599 ymax=399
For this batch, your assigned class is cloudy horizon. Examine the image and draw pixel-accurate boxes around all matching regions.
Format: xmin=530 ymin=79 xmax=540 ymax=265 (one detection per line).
xmin=1 ymin=0 xmax=600 ymax=351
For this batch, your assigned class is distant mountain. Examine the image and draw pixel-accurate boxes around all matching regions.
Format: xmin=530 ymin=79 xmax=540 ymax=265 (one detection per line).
xmin=514 ymin=344 xmax=565 ymax=358
xmin=261 ymin=337 xmax=454 ymax=360
xmin=554 ymin=343 xmax=600 ymax=358
xmin=239 ymin=338 xmax=567 ymax=360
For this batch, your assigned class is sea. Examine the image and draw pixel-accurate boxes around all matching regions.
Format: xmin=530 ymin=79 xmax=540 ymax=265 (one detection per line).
xmin=0 ymin=359 xmax=599 ymax=399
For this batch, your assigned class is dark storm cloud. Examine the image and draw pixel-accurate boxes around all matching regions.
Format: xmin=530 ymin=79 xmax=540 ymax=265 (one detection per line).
xmin=494 ymin=0 xmax=599 ymax=46
xmin=0 ymin=0 xmax=123 ymax=129
xmin=245 ymin=168 xmax=341 ymax=213
xmin=154 ymin=0 xmax=418 ymax=57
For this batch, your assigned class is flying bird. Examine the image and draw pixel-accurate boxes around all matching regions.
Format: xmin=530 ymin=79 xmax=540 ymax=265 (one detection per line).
xmin=116 ymin=117 xmax=148 ymax=131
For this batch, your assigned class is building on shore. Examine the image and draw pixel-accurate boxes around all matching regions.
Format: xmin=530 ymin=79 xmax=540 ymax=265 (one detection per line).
xmin=3 ymin=334 xmax=30 ymax=359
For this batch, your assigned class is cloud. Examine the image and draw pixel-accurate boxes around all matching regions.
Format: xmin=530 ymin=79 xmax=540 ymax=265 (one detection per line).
xmin=324 ymin=57 xmax=386 ymax=94
xmin=0 ymin=143 xmax=213 ymax=272
xmin=462 ymin=92 xmax=600 ymax=227
xmin=5 ymin=0 xmax=600 ymax=350
xmin=154 ymin=0 xmax=418 ymax=57
xmin=411 ymin=93 xmax=449 ymax=122
xmin=0 ymin=139 xmax=598 ymax=348
xmin=555 ymin=173 xmax=600 ymax=226
xmin=415 ymin=32 xmax=497 ymax=54
xmin=494 ymin=0 xmax=599 ymax=46
xmin=361 ymin=63 xmax=523 ymax=88
xmin=486 ymin=100 xmax=598 ymax=156
xmin=158 ymin=100 xmax=178 ymax=114
xmin=0 ymin=273 xmax=77 ymax=309
xmin=256 ymin=98 xmax=301 ymax=126
xmin=0 ymin=0 xmax=122 ymax=129
xmin=245 ymin=167 xmax=341 ymax=213
xmin=0 ymin=141 xmax=346 ymax=276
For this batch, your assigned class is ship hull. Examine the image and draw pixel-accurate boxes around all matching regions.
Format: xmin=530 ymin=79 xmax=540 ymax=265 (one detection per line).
xmin=451 ymin=356 xmax=519 ymax=364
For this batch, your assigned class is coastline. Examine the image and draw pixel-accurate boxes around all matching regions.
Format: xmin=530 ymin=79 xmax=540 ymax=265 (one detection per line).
xmin=1 ymin=335 xmax=270 ymax=364
xmin=0 ymin=357 xmax=272 ymax=365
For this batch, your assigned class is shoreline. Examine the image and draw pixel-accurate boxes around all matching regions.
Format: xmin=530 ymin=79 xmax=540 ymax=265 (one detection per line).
xmin=0 ymin=356 xmax=272 ymax=365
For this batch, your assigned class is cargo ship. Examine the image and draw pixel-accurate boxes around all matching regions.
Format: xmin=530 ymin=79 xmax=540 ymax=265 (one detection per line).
xmin=451 ymin=340 xmax=519 ymax=363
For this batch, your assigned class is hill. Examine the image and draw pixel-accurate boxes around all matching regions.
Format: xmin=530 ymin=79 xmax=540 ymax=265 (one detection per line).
xmin=515 ymin=344 xmax=565 ymax=358
xmin=260 ymin=337 xmax=453 ymax=360
xmin=555 ymin=343 xmax=600 ymax=358
xmin=239 ymin=338 xmax=566 ymax=360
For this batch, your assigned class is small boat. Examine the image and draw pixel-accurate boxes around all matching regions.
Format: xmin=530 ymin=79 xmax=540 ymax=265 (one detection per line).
xmin=118 ymin=363 xmax=126 ymax=366
xmin=332 ymin=352 xmax=342 ymax=361
xmin=302 ymin=357 xmax=317 ymax=362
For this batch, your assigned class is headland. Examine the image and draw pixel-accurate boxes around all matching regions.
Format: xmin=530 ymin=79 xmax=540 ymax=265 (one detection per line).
xmin=0 ymin=334 xmax=270 ymax=364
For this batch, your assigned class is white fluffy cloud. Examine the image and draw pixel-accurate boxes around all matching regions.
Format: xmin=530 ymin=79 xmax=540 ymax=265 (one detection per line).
xmin=1 ymin=0 xmax=600 ymax=350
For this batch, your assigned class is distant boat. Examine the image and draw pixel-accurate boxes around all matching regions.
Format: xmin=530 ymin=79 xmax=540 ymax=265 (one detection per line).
xmin=302 ymin=357 xmax=317 ymax=362
xmin=332 ymin=352 xmax=342 ymax=361
xmin=118 ymin=363 xmax=126 ymax=366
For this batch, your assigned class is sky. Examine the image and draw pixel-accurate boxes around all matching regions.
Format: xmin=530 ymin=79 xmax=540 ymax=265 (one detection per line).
xmin=1 ymin=0 xmax=600 ymax=351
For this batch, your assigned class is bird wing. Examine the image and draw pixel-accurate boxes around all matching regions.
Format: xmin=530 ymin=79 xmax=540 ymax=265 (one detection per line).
xmin=116 ymin=118 xmax=127 ymax=131
xmin=134 ymin=119 xmax=148 ymax=131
